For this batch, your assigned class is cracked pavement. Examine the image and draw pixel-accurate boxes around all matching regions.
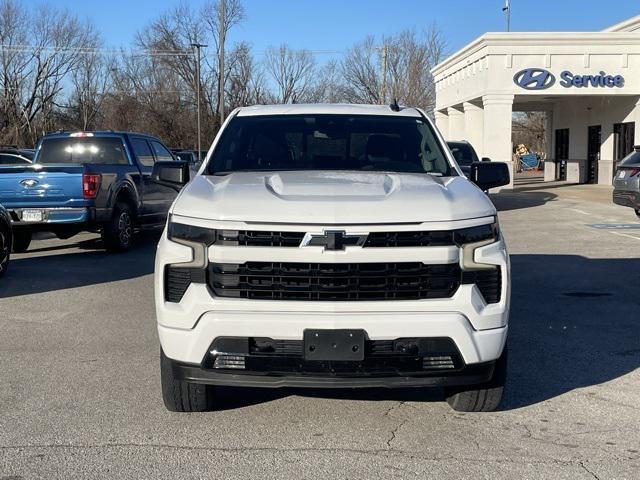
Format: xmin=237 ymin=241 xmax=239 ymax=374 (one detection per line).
xmin=1 ymin=181 xmax=639 ymax=479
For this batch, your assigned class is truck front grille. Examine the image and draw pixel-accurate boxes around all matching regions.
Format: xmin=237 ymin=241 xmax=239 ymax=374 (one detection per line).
xmin=218 ymin=230 xmax=306 ymax=247
xmin=215 ymin=229 xmax=456 ymax=247
xmin=208 ymin=262 xmax=461 ymax=301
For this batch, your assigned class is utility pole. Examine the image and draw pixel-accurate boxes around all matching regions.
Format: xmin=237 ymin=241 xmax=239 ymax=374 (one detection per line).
xmin=502 ymin=0 xmax=511 ymax=32
xmin=380 ymin=44 xmax=388 ymax=105
xmin=191 ymin=42 xmax=207 ymax=163
xmin=218 ymin=0 xmax=226 ymax=126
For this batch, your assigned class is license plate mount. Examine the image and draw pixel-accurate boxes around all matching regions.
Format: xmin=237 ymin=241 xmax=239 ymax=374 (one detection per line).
xmin=303 ymin=329 xmax=366 ymax=361
xmin=21 ymin=209 xmax=43 ymax=222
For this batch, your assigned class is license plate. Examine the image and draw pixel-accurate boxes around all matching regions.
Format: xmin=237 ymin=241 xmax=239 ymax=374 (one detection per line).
xmin=304 ymin=329 xmax=365 ymax=361
xmin=22 ymin=209 xmax=43 ymax=222
xmin=618 ymin=170 xmax=627 ymax=178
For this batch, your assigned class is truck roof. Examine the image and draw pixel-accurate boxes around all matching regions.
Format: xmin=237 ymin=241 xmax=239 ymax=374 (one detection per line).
xmin=235 ymin=103 xmax=423 ymax=118
xmin=42 ymin=131 xmax=161 ymax=140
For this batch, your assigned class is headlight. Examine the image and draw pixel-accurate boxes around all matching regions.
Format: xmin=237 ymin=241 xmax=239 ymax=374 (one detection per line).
xmin=453 ymin=221 xmax=499 ymax=246
xmin=168 ymin=219 xmax=217 ymax=246
xmin=167 ymin=217 xmax=217 ymax=268
xmin=456 ymin=219 xmax=500 ymax=271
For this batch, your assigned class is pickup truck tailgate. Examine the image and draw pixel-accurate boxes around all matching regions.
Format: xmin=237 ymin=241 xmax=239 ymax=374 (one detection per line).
xmin=0 ymin=164 xmax=88 ymax=208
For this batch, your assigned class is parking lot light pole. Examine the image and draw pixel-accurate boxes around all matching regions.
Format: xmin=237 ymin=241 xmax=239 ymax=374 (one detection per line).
xmin=191 ymin=42 xmax=207 ymax=163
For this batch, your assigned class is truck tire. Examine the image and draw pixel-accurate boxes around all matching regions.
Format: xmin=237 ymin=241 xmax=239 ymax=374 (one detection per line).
xmin=160 ymin=348 xmax=213 ymax=412
xmin=11 ymin=229 xmax=31 ymax=253
xmin=102 ymin=202 xmax=135 ymax=252
xmin=444 ymin=345 xmax=507 ymax=412
xmin=635 ymin=209 xmax=640 ymax=219
xmin=0 ymin=227 xmax=10 ymax=277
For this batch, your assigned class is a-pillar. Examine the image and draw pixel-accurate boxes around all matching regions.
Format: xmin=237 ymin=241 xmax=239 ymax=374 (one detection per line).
xmin=482 ymin=94 xmax=514 ymax=188
xmin=463 ymin=101 xmax=484 ymax=158
xmin=434 ymin=110 xmax=449 ymax=139
xmin=447 ymin=106 xmax=465 ymax=141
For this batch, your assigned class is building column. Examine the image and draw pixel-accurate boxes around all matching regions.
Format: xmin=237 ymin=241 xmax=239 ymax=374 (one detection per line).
xmin=544 ymin=111 xmax=556 ymax=182
xmin=482 ymin=94 xmax=514 ymax=188
xmin=434 ymin=110 xmax=449 ymax=139
xmin=447 ymin=106 xmax=465 ymax=141
xmin=463 ymin=102 xmax=484 ymax=158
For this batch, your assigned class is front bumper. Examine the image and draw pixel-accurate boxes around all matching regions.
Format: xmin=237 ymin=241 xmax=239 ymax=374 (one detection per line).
xmin=158 ymin=310 xmax=508 ymax=366
xmin=169 ymin=358 xmax=496 ymax=389
xmin=155 ymin=217 xmax=511 ymax=370
xmin=613 ymin=189 xmax=640 ymax=209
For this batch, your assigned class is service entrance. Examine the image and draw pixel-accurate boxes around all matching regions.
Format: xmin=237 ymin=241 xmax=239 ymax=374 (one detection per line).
xmin=586 ymin=125 xmax=601 ymax=184
xmin=555 ymin=128 xmax=569 ymax=181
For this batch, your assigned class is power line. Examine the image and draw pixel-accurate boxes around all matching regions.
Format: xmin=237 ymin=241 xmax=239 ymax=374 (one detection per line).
xmin=0 ymin=44 xmax=347 ymax=57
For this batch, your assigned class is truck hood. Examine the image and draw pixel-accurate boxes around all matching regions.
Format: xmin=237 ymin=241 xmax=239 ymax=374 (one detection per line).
xmin=171 ymin=171 xmax=496 ymax=224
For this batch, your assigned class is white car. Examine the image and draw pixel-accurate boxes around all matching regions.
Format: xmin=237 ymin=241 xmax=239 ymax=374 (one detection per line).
xmin=153 ymin=104 xmax=511 ymax=412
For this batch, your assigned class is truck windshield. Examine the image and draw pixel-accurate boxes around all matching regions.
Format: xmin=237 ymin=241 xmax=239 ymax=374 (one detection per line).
xmin=208 ymin=114 xmax=453 ymax=176
xmin=37 ymin=137 xmax=128 ymax=165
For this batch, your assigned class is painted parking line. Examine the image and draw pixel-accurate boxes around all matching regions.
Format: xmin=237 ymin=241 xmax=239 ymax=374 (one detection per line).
xmin=588 ymin=224 xmax=640 ymax=230
xmin=568 ymin=208 xmax=590 ymax=215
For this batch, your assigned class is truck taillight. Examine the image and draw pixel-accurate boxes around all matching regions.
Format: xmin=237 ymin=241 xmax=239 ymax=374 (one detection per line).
xmin=82 ymin=173 xmax=101 ymax=199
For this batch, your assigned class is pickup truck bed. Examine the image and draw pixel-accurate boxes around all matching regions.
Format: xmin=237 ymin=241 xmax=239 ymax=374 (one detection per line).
xmin=0 ymin=131 xmax=182 ymax=252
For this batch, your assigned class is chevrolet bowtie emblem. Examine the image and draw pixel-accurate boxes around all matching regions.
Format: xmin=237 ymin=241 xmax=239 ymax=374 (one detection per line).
xmin=300 ymin=230 xmax=368 ymax=251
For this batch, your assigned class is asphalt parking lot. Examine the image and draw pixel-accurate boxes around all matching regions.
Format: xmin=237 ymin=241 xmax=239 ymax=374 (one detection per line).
xmin=1 ymin=182 xmax=639 ymax=479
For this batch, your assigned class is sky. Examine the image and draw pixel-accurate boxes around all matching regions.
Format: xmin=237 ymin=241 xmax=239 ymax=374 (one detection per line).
xmin=19 ymin=0 xmax=640 ymax=59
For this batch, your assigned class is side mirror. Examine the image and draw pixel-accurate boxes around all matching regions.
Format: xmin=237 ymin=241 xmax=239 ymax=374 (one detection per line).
xmin=481 ymin=157 xmax=491 ymax=162
xmin=152 ymin=160 xmax=190 ymax=189
xmin=470 ymin=161 xmax=510 ymax=191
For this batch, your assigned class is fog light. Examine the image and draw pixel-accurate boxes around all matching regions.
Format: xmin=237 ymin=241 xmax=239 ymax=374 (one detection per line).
xmin=422 ymin=355 xmax=455 ymax=370
xmin=213 ymin=355 xmax=245 ymax=369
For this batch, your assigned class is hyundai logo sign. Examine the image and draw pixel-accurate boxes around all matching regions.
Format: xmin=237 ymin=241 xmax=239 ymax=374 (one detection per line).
xmin=514 ymin=68 xmax=625 ymax=90
xmin=513 ymin=68 xmax=555 ymax=90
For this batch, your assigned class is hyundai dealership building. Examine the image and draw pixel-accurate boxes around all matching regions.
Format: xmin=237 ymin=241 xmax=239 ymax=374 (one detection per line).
xmin=432 ymin=15 xmax=640 ymax=186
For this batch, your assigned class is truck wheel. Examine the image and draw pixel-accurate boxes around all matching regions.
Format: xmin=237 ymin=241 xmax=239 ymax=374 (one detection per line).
xmin=11 ymin=229 xmax=31 ymax=253
xmin=160 ymin=348 xmax=213 ymax=412
xmin=444 ymin=345 xmax=507 ymax=412
xmin=635 ymin=209 xmax=640 ymax=219
xmin=102 ymin=202 xmax=135 ymax=252
xmin=0 ymin=227 xmax=10 ymax=277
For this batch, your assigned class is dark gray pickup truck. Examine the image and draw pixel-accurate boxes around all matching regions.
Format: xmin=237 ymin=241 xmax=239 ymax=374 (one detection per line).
xmin=0 ymin=131 xmax=188 ymax=252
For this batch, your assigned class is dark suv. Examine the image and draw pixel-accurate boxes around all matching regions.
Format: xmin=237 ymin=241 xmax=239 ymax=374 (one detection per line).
xmin=447 ymin=141 xmax=481 ymax=177
xmin=613 ymin=146 xmax=640 ymax=218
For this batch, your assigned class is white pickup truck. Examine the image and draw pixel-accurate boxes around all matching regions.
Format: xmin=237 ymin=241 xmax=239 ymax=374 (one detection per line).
xmin=152 ymin=104 xmax=511 ymax=412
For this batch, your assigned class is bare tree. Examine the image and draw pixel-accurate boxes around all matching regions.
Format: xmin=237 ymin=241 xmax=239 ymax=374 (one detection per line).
xmin=0 ymin=0 xmax=98 ymax=145
xmin=226 ymin=42 xmax=267 ymax=109
xmin=264 ymin=44 xmax=316 ymax=104
xmin=67 ymin=52 xmax=113 ymax=130
xmin=386 ymin=27 xmax=445 ymax=112
xmin=203 ymin=0 xmax=245 ymax=123
xmin=135 ymin=3 xmax=204 ymax=112
xmin=341 ymin=26 xmax=446 ymax=111
xmin=340 ymin=36 xmax=381 ymax=105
